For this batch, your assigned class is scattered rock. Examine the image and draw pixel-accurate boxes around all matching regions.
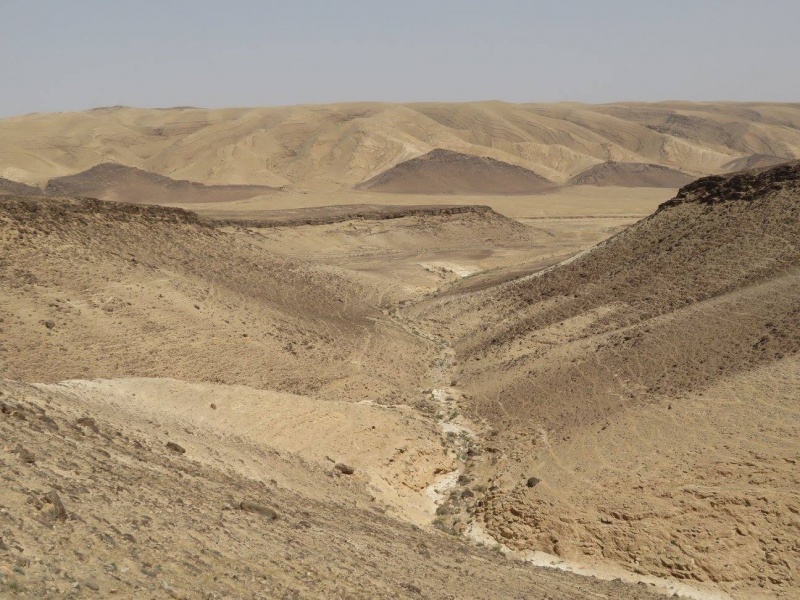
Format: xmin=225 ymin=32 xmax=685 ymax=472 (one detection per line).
xmin=76 ymin=417 xmax=100 ymax=433
xmin=84 ymin=579 xmax=100 ymax=591
xmin=39 ymin=414 xmax=59 ymax=431
xmin=14 ymin=444 xmax=36 ymax=464
xmin=526 ymin=477 xmax=540 ymax=488
xmin=27 ymin=494 xmax=43 ymax=510
xmin=210 ymin=403 xmax=216 ymax=410
xmin=141 ymin=565 xmax=158 ymax=578
xmin=44 ymin=490 xmax=68 ymax=521
xmin=42 ymin=319 xmax=55 ymax=330
xmin=400 ymin=582 xmax=423 ymax=595
xmin=238 ymin=501 xmax=279 ymax=520
xmin=165 ymin=441 xmax=186 ymax=454
xmin=335 ymin=463 xmax=355 ymax=475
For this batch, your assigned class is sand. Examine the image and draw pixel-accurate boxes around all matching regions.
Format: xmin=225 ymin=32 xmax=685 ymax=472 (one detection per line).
xmin=567 ymin=161 xmax=694 ymax=187
xmin=1 ymin=101 xmax=799 ymax=188
xmin=357 ymin=148 xmax=555 ymax=194
xmin=1 ymin=145 xmax=798 ymax=598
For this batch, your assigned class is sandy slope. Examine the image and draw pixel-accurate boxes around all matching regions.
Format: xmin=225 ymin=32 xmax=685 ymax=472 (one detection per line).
xmin=357 ymin=148 xmax=555 ymax=194
xmin=2 ymin=102 xmax=799 ymax=188
xmin=567 ymin=161 xmax=694 ymax=187
xmin=0 ymin=379 xmax=662 ymax=599
xmin=2 ymin=162 xmax=799 ymax=598
xmin=45 ymin=163 xmax=278 ymax=204
xmin=52 ymin=378 xmax=455 ymax=526
xmin=0 ymin=196 xmax=431 ymax=405
xmin=410 ymin=162 xmax=800 ymax=597
xmin=0 ymin=178 xmax=40 ymax=196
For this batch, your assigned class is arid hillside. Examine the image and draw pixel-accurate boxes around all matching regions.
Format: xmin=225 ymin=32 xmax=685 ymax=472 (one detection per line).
xmin=425 ymin=161 xmax=800 ymax=427
xmin=720 ymin=153 xmax=790 ymax=172
xmin=1 ymin=102 xmax=799 ymax=189
xmin=2 ymin=162 xmax=798 ymax=598
xmin=0 ymin=193 xmax=673 ymax=599
xmin=0 ymin=379 xmax=662 ymax=599
xmin=0 ymin=177 xmax=40 ymax=196
xmin=567 ymin=161 xmax=694 ymax=187
xmin=411 ymin=161 xmax=800 ymax=596
xmin=0 ymin=195 xmax=429 ymax=404
xmin=45 ymin=163 xmax=278 ymax=204
xmin=357 ymin=149 xmax=555 ymax=194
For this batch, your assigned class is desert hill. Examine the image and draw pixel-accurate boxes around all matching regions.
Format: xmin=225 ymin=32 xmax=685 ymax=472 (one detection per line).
xmin=0 ymin=192 xmax=675 ymax=598
xmin=436 ymin=160 xmax=800 ymax=431
xmin=357 ymin=149 xmax=554 ymax=194
xmin=567 ymin=161 xmax=693 ymax=187
xmin=0 ymin=177 xmax=40 ymax=196
xmin=0 ymin=194 xmax=428 ymax=404
xmin=44 ymin=162 xmax=278 ymax=204
xmin=720 ymin=153 xmax=789 ymax=173
xmin=2 ymin=162 xmax=799 ymax=597
xmin=0 ymin=195 xmax=569 ymax=404
xmin=410 ymin=161 xmax=800 ymax=594
xmin=2 ymin=102 xmax=799 ymax=189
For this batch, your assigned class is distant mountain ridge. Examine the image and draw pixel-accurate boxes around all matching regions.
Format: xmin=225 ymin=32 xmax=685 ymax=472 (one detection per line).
xmin=2 ymin=101 xmax=798 ymax=189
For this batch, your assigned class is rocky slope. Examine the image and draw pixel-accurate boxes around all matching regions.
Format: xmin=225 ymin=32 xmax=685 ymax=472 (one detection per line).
xmin=412 ymin=161 xmax=800 ymax=597
xmin=357 ymin=149 xmax=554 ymax=194
xmin=0 ymin=195 xmax=427 ymax=404
xmin=567 ymin=161 xmax=693 ymax=187
xmin=0 ymin=178 xmax=40 ymax=196
xmin=0 ymin=379 xmax=661 ymax=599
xmin=44 ymin=163 xmax=277 ymax=204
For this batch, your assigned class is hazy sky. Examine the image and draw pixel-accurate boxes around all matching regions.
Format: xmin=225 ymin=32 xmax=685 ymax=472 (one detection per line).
xmin=2 ymin=0 xmax=799 ymax=117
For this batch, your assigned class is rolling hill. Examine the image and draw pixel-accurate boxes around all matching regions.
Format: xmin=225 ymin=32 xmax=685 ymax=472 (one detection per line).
xmin=567 ymin=161 xmax=694 ymax=187
xmin=2 ymin=155 xmax=798 ymax=596
xmin=44 ymin=162 xmax=278 ymax=204
xmin=412 ymin=161 xmax=800 ymax=595
xmin=0 ymin=194 xmax=428 ymax=404
xmin=0 ymin=192 xmax=671 ymax=598
xmin=357 ymin=149 xmax=555 ymax=194
xmin=1 ymin=102 xmax=799 ymax=190
xmin=0 ymin=176 xmax=40 ymax=196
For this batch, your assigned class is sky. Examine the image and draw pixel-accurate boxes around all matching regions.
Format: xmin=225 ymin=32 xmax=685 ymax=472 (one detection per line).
xmin=2 ymin=0 xmax=799 ymax=117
